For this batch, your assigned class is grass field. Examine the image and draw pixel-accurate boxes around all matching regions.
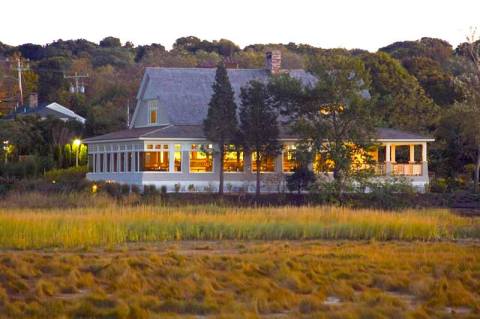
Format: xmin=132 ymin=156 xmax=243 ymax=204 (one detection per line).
xmin=0 ymin=241 xmax=478 ymax=318
xmin=0 ymin=205 xmax=479 ymax=318
xmin=0 ymin=206 xmax=479 ymax=249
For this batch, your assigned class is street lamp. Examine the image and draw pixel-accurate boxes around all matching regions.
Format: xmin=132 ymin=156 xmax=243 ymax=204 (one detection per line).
xmin=73 ymin=139 xmax=81 ymax=167
xmin=2 ymin=140 xmax=9 ymax=164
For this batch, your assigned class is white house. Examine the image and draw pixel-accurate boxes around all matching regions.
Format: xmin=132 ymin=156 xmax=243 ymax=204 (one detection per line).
xmin=84 ymin=51 xmax=434 ymax=192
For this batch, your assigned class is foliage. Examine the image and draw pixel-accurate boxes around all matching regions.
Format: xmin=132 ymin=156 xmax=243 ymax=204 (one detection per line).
xmin=239 ymin=80 xmax=281 ymax=195
xmin=0 ymin=206 xmax=478 ymax=249
xmin=203 ymin=63 xmax=238 ymax=194
xmin=270 ymin=54 xmax=376 ymax=192
xmin=361 ymin=51 xmax=439 ymax=131
xmin=286 ymin=166 xmax=316 ymax=194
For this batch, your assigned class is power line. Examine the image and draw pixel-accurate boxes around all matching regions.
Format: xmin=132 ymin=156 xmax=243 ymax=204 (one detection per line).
xmin=64 ymin=72 xmax=89 ymax=94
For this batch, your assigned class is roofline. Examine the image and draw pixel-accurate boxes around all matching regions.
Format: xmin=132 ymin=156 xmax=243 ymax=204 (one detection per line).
xmin=84 ymin=137 xmax=435 ymax=144
xmin=376 ymin=138 xmax=435 ymax=142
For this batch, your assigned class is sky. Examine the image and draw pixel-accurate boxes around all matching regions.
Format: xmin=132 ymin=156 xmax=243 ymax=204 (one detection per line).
xmin=0 ymin=0 xmax=478 ymax=51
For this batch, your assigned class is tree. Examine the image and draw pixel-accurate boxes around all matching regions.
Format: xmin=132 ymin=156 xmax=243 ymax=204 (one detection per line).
xmin=239 ymin=80 xmax=281 ymax=196
xmin=270 ymin=54 xmax=376 ymax=193
xmin=203 ymin=63 xmax=238 ymax=194
xmin=99 ymin=37 xmax=122 ymax=48
xmin=456 ymin=31 xmax=480 ymax=192
xmin=361 ymin=52 xmax=439 ymax=131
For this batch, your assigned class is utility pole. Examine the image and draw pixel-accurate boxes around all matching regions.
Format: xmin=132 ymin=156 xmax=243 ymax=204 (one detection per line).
xmin=10 ymin=57 xmax=29 ymax=106
xmin=126 ymin=99 xmax=130 ymax=128
xmin=64 ymin=72 xmax=89 ymax=94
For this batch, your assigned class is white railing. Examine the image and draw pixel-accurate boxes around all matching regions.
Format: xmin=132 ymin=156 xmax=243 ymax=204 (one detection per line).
xmin=392 ymin=163 xmax=423 ymax=176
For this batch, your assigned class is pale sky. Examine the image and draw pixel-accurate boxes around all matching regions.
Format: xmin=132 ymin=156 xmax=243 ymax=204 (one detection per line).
xmin=0 ymin=0 xmax=478 ymax=51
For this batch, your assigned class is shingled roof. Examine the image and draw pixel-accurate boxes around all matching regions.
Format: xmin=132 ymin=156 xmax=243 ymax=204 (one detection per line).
xmin=137 ymin=68 xmax=317 ymax=125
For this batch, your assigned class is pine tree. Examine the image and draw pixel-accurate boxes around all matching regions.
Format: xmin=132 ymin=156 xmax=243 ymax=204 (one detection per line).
xmin=239 ymin=80 xmax=281 ymax=196
xmin=203 ymin=63 xmax=238 ymax=194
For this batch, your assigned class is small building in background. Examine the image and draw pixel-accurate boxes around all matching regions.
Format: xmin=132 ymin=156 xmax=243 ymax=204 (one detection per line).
xmin=2 ymin=93 xmax=86 ymax=124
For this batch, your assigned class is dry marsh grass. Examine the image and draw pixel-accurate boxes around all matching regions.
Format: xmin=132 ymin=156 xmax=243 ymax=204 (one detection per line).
xmin=0 ymin=206 xmax=479 ymax=249
xmin=0 ymin=241 xmax=478 ymax=318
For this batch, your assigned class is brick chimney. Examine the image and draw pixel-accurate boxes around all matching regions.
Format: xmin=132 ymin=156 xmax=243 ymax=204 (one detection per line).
xmin=265 ymin=50 xmax=281 ymax=75
xmin=28 ymin=93 xmax=38 ymax=108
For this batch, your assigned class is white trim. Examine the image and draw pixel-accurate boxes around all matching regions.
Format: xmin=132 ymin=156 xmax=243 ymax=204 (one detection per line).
xmin=129 ymin=73 xmax=150 ymax=129
xmin=45 ymin=102 xmax=86 ymax=124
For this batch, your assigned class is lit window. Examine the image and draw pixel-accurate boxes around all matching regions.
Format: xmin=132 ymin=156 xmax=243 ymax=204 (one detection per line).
xmin=174 ymin=144 xmax=182 ymax=172
xmin=313 ymin=153 xmax=334 ymax=173
xmin=224 ymin=145 xmax=244 ymax=172
xmin=140 ymin=144 xmax=169 ymax=172
xmin=148 ymin=100 xmax=158 ymax=124
xmin=252 ymin=152 xmax=275 ymax=172
xmin=190 ymin=144 xmax=213 ymax=173
xmin=282 ymin=145 xmax=298 ymax=172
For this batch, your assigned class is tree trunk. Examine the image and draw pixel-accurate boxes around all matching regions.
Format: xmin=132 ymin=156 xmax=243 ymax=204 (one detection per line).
xmin=475 ymin=145 xmax=480 ymax=193
xmin=256 ymin=157 xmax=261 ymax=197
xmin=219 ymin=144 xmax=224 ymax=195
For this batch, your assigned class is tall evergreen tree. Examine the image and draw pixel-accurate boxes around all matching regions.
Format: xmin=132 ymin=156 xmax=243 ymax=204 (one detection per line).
xmin=239 ymin=80 xmax=281 ymax=196
xmin=203 ymin=63 xmax=238 ymax=194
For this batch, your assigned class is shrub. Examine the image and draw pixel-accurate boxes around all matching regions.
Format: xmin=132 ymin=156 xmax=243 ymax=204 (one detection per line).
xmin=286 ymin=166 xmax=316 ymax=194
xmin=174 ymin=183 xmax=181 ymax=193
xmin=160 ymin=185 xmax=167 ymax=194
xmin=143 ymin=185 xmax=158 ymax=196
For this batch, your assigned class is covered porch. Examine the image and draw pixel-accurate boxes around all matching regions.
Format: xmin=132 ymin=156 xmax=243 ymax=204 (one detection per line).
xmin=371 ymin=142 xmax=428 ymax=177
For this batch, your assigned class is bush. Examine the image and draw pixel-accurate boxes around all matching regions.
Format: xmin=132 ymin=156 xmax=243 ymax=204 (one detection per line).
xmin=0 ymin=156 xmax=55 ymax=179
xmin=286 ymin=167 xmax=316 ymax=194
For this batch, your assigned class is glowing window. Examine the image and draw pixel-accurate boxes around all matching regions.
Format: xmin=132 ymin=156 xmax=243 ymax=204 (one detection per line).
xmin=148 ymin=100 xmax=158 ymax=124
xmin=313 ymin=153 xmax=334 ymax=173
xmin=190 ymin=144 xmax=213 ymax=173
xmin=174 ymin=144 xmax=182 ymax=172
xmin=224 ymin=145 xmax=244 ymax=172
xmin=251 ymin=152 xmax=275 ymax=172
xmin=282 ymin=145 xmax=298 ymax=172
xmin=140 ymin=144 xmax=170 ymax=172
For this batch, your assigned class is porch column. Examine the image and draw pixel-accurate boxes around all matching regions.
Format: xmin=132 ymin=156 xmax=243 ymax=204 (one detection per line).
xmin=409 ymin=145 xmax=415 ymax=163
xmin=422 ymin=143 xmax=427 ymax=162
xmin=168 ymin=145 xmax=175 ymax=173
xmin=385 ymin=143 xmax=392 ymax=175
xmin=422 ymin=142 xmax=428 ymax=177
xmin=390 ymin=145 xmax=396 ymax=163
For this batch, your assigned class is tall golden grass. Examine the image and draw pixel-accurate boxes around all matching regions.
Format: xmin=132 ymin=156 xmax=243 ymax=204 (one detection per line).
xmin=0 ymin=206 xmax=478 ymax=249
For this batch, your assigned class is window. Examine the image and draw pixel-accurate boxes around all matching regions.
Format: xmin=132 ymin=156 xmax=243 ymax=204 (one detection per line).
xmin=252 ymin=152 xmax=275 ymax=172
xmin=140 ymin=145 xmax=170 ymax=172
xmin=113 ymin=153 xmax=118 ymax=172
xmin=313 ymin=153 xmax=334 ymax=173
xmin=127 ymin=152 xmax=132 ymax=172
xmin=99 ymin=154 xmax=104 ymax=172
xmin=106 ymin=153 xmax=111 ymax=172
xmin=88 ymin=154 xmax=94 ymax=172
xmin=224 ymin=145 xmax=244 ymax=172
xmin=190 ymin=144 xmax=213 ymax=173
xmin=174 ymin=144 xmax=182 ymax=172
xmin=283 ymin=145 xmax=298 ymax=173
xmin=120 ymin=153 xmax=125 ymax=172
xmin=148 ymin=100 xmax=158 ymax=125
